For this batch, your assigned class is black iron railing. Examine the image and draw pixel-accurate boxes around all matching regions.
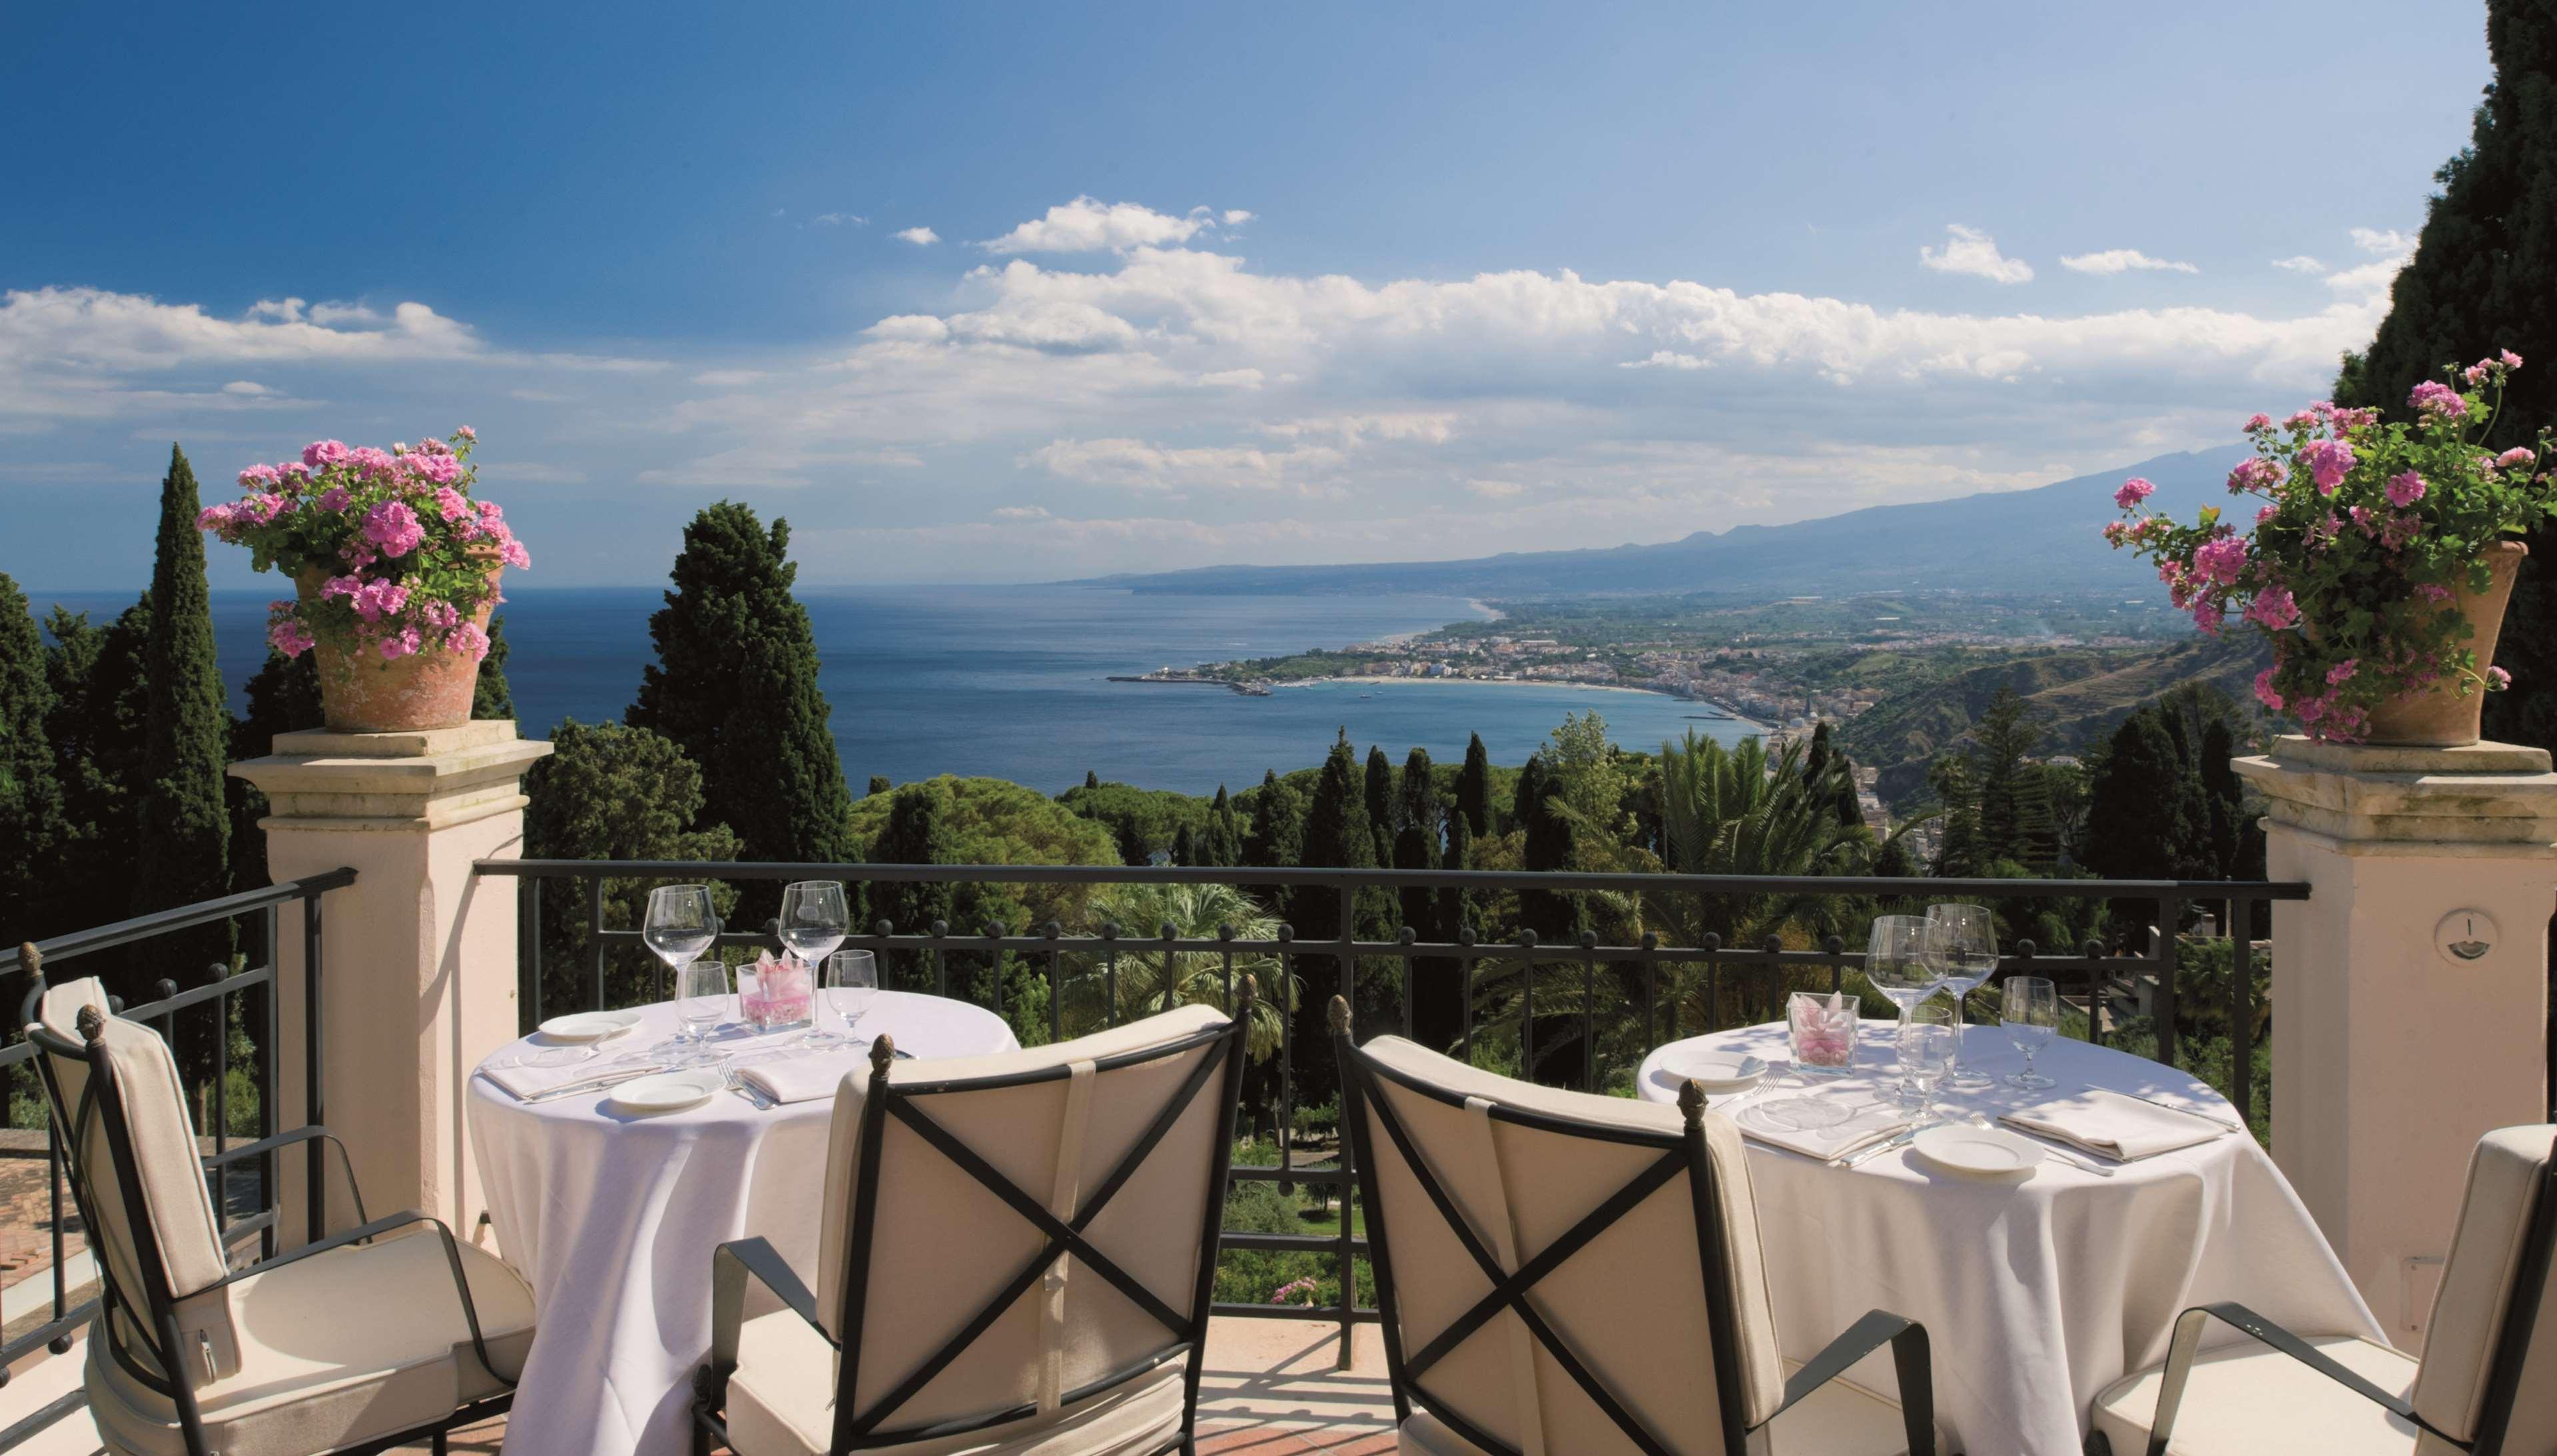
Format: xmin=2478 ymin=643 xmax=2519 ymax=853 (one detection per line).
xmin=0 ymin=869 xmax=354 ymax=1425
xmin=477 ymin=859 xmax=2306 ymax=1363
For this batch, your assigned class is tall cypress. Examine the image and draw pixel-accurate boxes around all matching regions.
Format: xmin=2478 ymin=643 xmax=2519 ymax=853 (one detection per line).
xmin=1244 ymin=769 xmax=1305 ymax=871
xmin=1363 ymin=746 xmax=1397 ymax=835
xmin=1399 ymin=747 xmax=1437 ymax=840
xmin=1455 ymin=733 xmax=1494 ymax=838
xmin=2336 ymin=0 xmax=2557 ymax=747
xmin=472 ymin=615 xmax=516 ymax=720
xmin=229 ymin=649 xmax=323 ymax=893
xmin=1291 ymin=734 xmax=1382 ymax=1104
xmin=0 ymin=575 xmax=65 ymax=943
xmin=45 ymin=602 xmax=150 ymax=934
xmin=2083 ymin=709 xmax=2203 ymax=942
xmin=1517 ymin=755 xmax=1584 ymax=944
xmin=628 ymin=503 xmax=855 ymax=887
xmin=133 ymin=446 xmax=232 ymax=944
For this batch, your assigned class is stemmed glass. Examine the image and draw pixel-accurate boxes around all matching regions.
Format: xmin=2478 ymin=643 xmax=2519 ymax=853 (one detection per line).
xmin=821 ymin=950 xmax=879 ymax=1049
xmin=1864 ymin=914 xmax=1944 ymax=1028
xmin=1895 ymin=1004 xmax=1958 ymax=1116
xmin=644 ymin=886 xmax=720 ymax=998
xmin=781 ymin=882 xmax=851 ymax=1046
xmin=2001 ymin=976 xmax=2059 ymax=1090
xmin=671 ymin=958 xmax=733 ymax=1068
xmin=1925 ymin=903 xmax=1999 ymax=1089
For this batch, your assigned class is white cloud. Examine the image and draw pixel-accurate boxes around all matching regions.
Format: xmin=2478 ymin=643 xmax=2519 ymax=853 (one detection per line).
xmin=2325 ymin=257 xmax=2409 ymax=298
xmin=1621 ymin=350 xmax=1713 ymax=370
xmin=894 ymin=226 xmax=940 ymax=245
xmin=2351 ymin=227 xmax=2414 ymax=255
xmin=978 ymin=197 xmax=1224 ymax=254
xmin=1467 ymin=480 xmax=1525 ymax=499
xmin=1920 ymin=224 xmax=2033 ymax=284
xmin=814 ymin=212 xmax=867 ymax=227
xmin=1222 ymin=210 xmax=1255 ymax=226
xmin=992 ymin=505 xmax=1051 ymax=520
xmin=2273 ymin=256 xmax=2327 ymax=273
xmin=219 ymin=380 xmax=270 ymax=395
xmin=2061 ymin=248 xmax=2199 ymax=276
xmin=1023 ymin=437 xmax=1347 ymax=494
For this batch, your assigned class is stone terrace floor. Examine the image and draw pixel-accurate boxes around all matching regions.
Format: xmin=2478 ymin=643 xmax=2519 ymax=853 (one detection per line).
xmin=10 ymin=1317 xmax=1401 ymax=1455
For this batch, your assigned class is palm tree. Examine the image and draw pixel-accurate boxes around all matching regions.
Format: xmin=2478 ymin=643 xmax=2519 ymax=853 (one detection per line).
xmin=1064 ymin=881 xmax=1293 ymax=1060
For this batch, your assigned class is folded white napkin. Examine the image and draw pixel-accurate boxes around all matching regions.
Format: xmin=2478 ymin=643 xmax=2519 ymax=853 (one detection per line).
xmin=2001 ymin=1088 xmax=2229 ymax=1162
xmin=1734 ymin=1099 xmax=1916 ymax=1162
xmin=737 ymin=1053 xmax=860 ymax=1106
xmin=479 ymin=1050 xmax=667 ymax=1101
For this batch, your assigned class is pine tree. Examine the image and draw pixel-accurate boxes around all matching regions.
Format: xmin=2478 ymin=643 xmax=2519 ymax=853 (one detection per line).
xmin=1969 ymin=688 xmax=2054 ymax=869
xmin=134 ymin=446 xmax=232 ymax=954
xmin=1455 ymin=733 xmax=1494 ymax=838
xmin=627 ymin=504 xmax=855 ymax=895
xmin=472 ymin=615 xmax=516 ymax=719
xmin=868 ymin=775 xmax=891 ymax=797
xmin=871 ymin=781 xmax=956 ymax=939
xmin=1928 ymin=756 xmax=1983 ymax=879
xmin=2083 ymin=709 xmax=2203 ymax=942
xmin=2198 ymin=719 xmax=2251 ymax=881
xmin=2335 ymin=1 xmax=2557 ymax=747
xmin=0 ymin=574 xmax=66 ymax=943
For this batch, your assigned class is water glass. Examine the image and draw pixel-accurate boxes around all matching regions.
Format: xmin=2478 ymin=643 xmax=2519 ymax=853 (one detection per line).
xmin=1896 ymin=1005 xmax=1957 ymax=1115
xmin=825 ymin=950 xmax=879 ymax=1046
xmin=779 ymin=881 xmax=851 ymax=968
xmin=645 ymin=885 xmax=720 ymax=991
xmin=673 ymin=958 xmax=731 ymax=1067
xmin=1926 ymin=902 xmax=1999 ymax=1086
xmin=2001 ymin=975 xmax=2059 ymax=1090
xmin=1786 ymin=990 xmax=1858 ymax=1077
xmin=1864 ymin=914 xmax=1943 ymax=1027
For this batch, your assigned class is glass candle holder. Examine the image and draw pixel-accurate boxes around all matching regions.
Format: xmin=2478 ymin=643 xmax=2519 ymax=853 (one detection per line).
xmin=1787 ymin=990 xmax=1859 ymax=1076
xmin=739 ymin=954 xmax=814 ymax=1033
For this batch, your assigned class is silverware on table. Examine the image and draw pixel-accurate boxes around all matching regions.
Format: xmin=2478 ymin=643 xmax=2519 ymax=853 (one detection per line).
xmin=2107 ymin=1088 xmax=2247 ymax=1134
xmin=1984 ymin=1120 xmax=2119 ymax=1178
xmin=1835 ymin=1126 xmax=1922 ymax=1168
xmin=727 ymin=1071 xmax=775 ymax=1109
xmin=518 ymin=1064 xmax=670 ymax=1104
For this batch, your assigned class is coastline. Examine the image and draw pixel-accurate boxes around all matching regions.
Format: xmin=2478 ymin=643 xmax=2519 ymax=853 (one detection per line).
xmin=1266 ymin=674 xmax=1768 ymax=731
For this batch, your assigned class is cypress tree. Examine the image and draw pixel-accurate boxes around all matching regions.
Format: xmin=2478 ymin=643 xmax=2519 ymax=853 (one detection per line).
xmin=1363 ymin=745 xmax=1397 ymax=835
xmin=1203 ymin=785 xmax=1240 ymax=867
xmin=1455 ymin=733 xmax=1493 ymax=838
xmin=1244 ymin=769 xmax=1305 ymax=871
xmin=1290 ymin=735 xmax=1383 ymax=1102
xmin=229 ymin=649 xmax=323 ymax=893
xmin=0 ymin=575 xmax=66 ymax=943
xmin=2336 ymin=1 xmax=2557 ymax=747
xmin=1510 ymin=753 xmax=1548 ymax=836
xmin=1399 ymin=747 xmax=1437 ymax=840
xmin=45 ymin=602 xmax=150 ymax=934
xmin=133 ymin=446 xmax=232 ymax=946
xmin=2198 ymin=719 xmax=2250 ymax=881
xmin=871 ymin=781 xmax=955 ymax=985
xmin=2083 ymin=709 xmax=2203 ymax=942
xmin=1515 ymin=755 xmax=1584 ymax=943
xmin=1085 ymin=770 xmax=1100 ymax=791
xmin=868 ymin=775 xmax=891 ymax=797
xmin=1170 ymin=823 xmax=1198 ymax=867
xmin=628 ymin=503 xmax=855 ymax=891
xmin=472 ymin=615 xmax=516 ymax=720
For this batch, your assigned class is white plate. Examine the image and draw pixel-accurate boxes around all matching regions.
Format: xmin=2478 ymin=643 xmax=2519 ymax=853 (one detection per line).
xmin=539 ymin=1010 xmax=643 ymax=1042
xmin=605 ymin=1068 xmax=726 ymax=1114
xmin=1910 ymin=1124 xmax=2045 ymax=1178
xmin=1656 ymin=1049 xmax=1767 ymax=1092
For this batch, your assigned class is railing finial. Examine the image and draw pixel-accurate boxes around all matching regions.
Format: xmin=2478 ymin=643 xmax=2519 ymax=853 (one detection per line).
xmin=1326 ymin=994 xmax=1351 ymax=1036
xmin=1677 ymin=1078 xmax=1707 ymax=1128
xmin=868 ymin=1034 xmax=897 ymax=1078
xmin=17 ymin=942 xmax=38 ymax=986
xmin=74 ymin=1004 xmax=104 ymax=1045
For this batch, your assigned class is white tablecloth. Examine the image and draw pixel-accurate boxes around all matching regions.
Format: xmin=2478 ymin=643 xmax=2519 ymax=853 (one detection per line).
xmin=1637 ymin=1021 xmax=2380 ymax=1456
xmin=468 ymin=992 xmax=1019 ymax=1456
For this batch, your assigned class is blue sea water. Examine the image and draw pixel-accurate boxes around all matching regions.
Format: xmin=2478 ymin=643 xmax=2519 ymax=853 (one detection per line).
xmin=39 ymin=585 xmax=1755 ymax=795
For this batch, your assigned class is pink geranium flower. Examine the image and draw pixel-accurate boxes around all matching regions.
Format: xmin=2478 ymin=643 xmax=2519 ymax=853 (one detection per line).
xmin=2301 ymin=437 xmax=2356 ymax=493
xmin=2253 ymin=669 xmax=2285 ymax=711
xmin=2246 ymin=585 xmax=2299 ymax=630
xmin=2114 ymin=476 xmax=2155 ymax=510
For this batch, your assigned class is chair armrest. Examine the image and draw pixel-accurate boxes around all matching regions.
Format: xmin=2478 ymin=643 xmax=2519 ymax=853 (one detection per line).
xmin=210 ymin=1209 xmax=513 ymax=1391
xmin=202 ymin=1126 xmax=369 ymax=1227
xmin=1763 ymin=1308 xmax=1935 ymax=1456
xmin=705 ymin=1237 xmax=829 ymax=1406
xmin=2146 ymin=1303 xmax=2438 ymax=1455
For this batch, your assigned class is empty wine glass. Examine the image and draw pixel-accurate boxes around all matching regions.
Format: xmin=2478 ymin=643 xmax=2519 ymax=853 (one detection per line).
xmin=824 ymin=950 xmax=879 ymax=1048
xmin=779 ymin=881 xmax=850 ymax=970
xmin=1896 ymin=1004 xmax=1958 ymax=1116
xmin=1926 ymin=902 xmax=1999 ymax=1088
xmin=672 ymin=959 xmax=732 ymax=1067
xmin=1864 ymin=914 xmax=1943 ymax=1028
xmin=645 ymin=885 xmax=720 ymax=998
xmin=2001 ymin=976 xmax=2059 ymax=1090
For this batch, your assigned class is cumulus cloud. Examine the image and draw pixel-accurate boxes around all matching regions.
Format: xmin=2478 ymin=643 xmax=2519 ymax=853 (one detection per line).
xmin=2273 ymin=256 xmax=2327 ymax=273
xmin=1920 ymin=224 xmax=2034 ymax=284
xmin=978 ymin=197 xmax=1224 ymax=254
xmin=2351 ymin=227 xmax=2413 ymax=255
xmin=1022 ymin=437 xmax=1347 ymax=494
xmin=894 ymin=226 xmax=940 ymax=245
xmin=2061 ymin=248 xmax=2199 ymax=276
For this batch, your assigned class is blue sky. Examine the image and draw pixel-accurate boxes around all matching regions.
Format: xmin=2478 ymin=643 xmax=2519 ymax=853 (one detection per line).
xmin=1 ymin=3 xmax=2494 ymax=588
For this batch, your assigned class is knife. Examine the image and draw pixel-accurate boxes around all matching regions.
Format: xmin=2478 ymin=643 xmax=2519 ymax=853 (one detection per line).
xmin=518 ymin=1064 xmax=671 ymax=1104
xmin=2107 ymin=1088 xmax=2247 ymax=1134
xmin=1835 ymin=1126 xmax=1922 ymax=1168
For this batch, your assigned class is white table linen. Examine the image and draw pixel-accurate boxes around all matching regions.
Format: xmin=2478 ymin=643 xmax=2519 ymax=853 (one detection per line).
xmin=1637 ymin=1020 xmax=2380 ymax=1456
xmin=2002 ymin=1087 xmax=2231 ymax=1162
xmin=468 ymin=992 xmax=1018 ymax=1456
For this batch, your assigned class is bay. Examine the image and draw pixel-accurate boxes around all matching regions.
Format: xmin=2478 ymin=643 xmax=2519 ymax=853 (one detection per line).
xmin=41 ymin=585 xmax=1756 ymax=796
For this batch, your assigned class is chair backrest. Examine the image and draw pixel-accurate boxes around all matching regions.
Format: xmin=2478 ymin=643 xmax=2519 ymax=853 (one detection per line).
xmin=1339 ymin=1021 xmax=1785 ymax=1456
xmin=812 ymin=1000 xmax=1247 ymax=1450
xmin=2412 ymin=1125 xmax=2557 ymax=1455
xmin=22 ymin=974 xmax=240 ymax=1390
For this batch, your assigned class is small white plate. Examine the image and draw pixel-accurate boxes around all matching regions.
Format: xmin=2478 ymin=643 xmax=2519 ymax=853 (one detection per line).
xmin=1657 ymin=1049 xmax=1768 ymax=1093
xmin=1911 ymin=1124 xmax=2045 ymax=1178
xmin=605 ymin=1068 xmax=726 ymax=1114
xmin=539 ymin=1010 xmax=643 ymax=1042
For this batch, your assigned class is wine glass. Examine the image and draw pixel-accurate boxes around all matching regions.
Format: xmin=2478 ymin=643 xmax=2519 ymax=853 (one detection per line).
xmin=1895 ymin=1004 xmax=1958 ymax=1116
xmin=2001 ymin=976 xmax=2059 ymax=1090
xmin=779 ymin=881 xmax=850 ymax=970
xmin=1863 ymin=914 xmax=1943 ymax=1029
xmin=1925 ymin=902 xmax=1999 ymax=1088
xmin=644 ymin=885 xmax=720 ymax=997
xmin=823 ymin=950 xmax=879 ymax=1048
xmin=672 ymin=958 xmax=732 ymax=1068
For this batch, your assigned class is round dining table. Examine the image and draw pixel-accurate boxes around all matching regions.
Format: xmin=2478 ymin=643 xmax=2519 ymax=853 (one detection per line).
xmin=468 ymin=992 xmax=1018 ymax=1456
xmin=1636 ymin=1019 xmax=2382 ymax=1456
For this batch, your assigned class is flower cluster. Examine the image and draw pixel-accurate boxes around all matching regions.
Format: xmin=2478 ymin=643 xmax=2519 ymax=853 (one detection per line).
xmin=200 ymin=428 xmax=527 ymax=663
xmin=2106 ymin=356 xmax=2554 ymax=742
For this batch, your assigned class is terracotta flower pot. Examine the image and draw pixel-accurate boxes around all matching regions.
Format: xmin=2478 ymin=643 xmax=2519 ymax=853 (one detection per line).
xmin=2362 ymin=540 xmax=2529 ymax=747
xmin=295 ymin=552 xmax=502 ymax=734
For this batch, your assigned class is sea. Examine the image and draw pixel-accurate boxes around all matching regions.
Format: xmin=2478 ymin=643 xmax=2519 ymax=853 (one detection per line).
xmin=39 ymin=585 xmax=1758 ymax=796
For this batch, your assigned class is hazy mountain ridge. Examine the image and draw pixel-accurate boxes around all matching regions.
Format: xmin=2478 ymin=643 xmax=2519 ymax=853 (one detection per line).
xmin=1082 ymin=445 xmax=2254 ymax=600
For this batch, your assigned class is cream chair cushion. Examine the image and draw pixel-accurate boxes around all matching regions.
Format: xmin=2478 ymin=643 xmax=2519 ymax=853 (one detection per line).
xmin=802 ymin=1004 xmax=1230 ymax=1441
xmin=2088 ymin=1335 xmax=2419 ymax=1455
xmin=1399 ymin=1359 xmax=1914 ymax=1455
xmin=723 ymin=1308 xmax=1185 ymax=1456
xmin=2409 ymin=1126 xmax=2557 ymax=1453
xmin=85 ymin=1229 xmax=535 ymax=1456
xmin=1354 ymin=1036 xmax=1795 ymax=1455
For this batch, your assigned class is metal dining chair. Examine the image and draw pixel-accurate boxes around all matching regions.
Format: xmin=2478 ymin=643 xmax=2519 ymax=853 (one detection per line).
xmin=1331 ymin=996 xmax=1943 ymax=1455
xmin=19 ymin=957 xmax=534 ymax=1456
xmin=2086 ymin=1124 xmax=2557 ymax=1456
xmin=693 ymin=990 xmax=1252 ymax=1455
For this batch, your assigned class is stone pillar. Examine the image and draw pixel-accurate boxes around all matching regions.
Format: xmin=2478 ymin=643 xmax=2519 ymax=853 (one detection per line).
xmin=2235 ymin=736 xmax=2557 ymax=1347
xmin=230 ymin=723 xmax=551 ymax=1244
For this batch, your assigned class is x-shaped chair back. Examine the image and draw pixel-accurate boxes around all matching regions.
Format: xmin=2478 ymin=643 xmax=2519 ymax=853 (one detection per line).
xmin=1337 ymin=1019 xmax=1789 ymax=1456
xmin=817 ymin=1002 xmax=1249 ymax=1452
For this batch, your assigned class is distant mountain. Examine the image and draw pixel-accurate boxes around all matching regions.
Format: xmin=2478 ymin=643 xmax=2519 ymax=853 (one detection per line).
xmin=1082 ymin=445 xmax=2253 ymax=599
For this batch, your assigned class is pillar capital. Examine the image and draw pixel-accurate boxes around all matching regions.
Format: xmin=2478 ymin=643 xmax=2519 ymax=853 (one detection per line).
xmin=230 ymin=722 xmax=552 ymax=833
xmin=2234 ymin=735 xmax=2557 ymax=853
